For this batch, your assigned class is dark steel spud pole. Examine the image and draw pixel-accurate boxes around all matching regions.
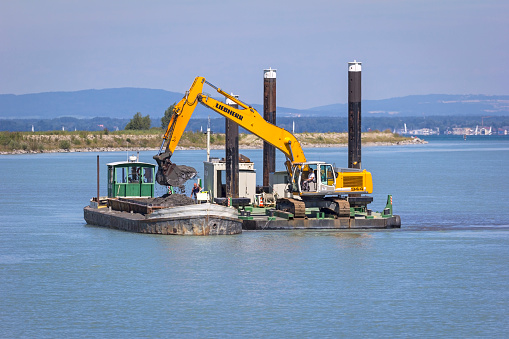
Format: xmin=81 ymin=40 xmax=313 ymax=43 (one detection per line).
xmin=225 ymin=95 xmax=239 ymax=198
xmin=263 ymin=68 xmax=277 ymax=187
xmin=348 ymin=60 xmax=362 ymax=169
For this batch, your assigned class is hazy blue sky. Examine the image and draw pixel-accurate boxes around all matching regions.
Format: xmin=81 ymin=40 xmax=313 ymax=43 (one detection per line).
xmin=1 ymin=0 xmax=508 ymax=108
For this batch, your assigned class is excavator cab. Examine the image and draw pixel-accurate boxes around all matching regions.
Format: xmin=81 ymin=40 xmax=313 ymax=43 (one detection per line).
xmin=291 ymin=161 xmax=337 ymax=195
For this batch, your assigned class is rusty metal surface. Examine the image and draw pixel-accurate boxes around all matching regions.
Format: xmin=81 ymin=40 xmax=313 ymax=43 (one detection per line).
xmin=242 ymin=214 xmax=401 ymax=230
xmin=84 ymin=203 xmax=242 ymax=235
xmin=107 ymin=198 xmax=161 ymax=214
xmin=107 ymin=195 xmax=196 ymax=215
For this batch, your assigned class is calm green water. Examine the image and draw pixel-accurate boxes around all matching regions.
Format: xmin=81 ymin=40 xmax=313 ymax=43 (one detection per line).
xmin=1 ymin=137 xmax=508 ymax=337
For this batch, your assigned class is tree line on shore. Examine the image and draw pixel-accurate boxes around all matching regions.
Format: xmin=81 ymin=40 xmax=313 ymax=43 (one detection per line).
xmin=1 ymin=109 xmax=508 ymax=134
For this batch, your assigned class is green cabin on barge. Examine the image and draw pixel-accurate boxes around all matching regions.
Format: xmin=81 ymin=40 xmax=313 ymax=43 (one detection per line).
xmin=107 ymin=160 xmax=155 ymax=198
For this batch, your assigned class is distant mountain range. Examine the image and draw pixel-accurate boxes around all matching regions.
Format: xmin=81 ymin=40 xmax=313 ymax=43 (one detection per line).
xmin=1 ymin=88 xmax=508 ymax=120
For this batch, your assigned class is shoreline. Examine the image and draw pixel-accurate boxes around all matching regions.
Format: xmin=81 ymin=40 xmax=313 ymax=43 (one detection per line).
xmin=0 ymin=137 xmax=427 ymax=155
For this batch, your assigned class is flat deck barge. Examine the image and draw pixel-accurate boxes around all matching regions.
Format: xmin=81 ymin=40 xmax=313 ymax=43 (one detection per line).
xmin=239 ymin=206 xmax=400 ymax=230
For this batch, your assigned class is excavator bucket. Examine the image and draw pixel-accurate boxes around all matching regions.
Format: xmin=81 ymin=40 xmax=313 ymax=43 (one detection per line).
xmin=153 ymin=152 xmax=197 ymax=190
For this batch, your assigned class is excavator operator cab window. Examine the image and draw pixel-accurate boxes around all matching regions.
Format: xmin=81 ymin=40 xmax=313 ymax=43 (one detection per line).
xmin=319 ymin=164 xmax=335 ymax=187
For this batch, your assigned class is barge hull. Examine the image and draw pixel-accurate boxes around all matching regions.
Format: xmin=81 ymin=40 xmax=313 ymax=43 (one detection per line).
xmin=242 ymin=215 xmax=401 ymax=230
xmin=84 ymin=203 xmax=242 ymax=235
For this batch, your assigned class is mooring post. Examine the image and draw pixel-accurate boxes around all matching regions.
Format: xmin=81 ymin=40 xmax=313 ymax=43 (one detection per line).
xmin=348 ymin=60 xmax=362 ymax=169
xmin=263 ymin=68 xmax=277 ymax=187
xmin=225 ymin=94 xmax=239 ymax=198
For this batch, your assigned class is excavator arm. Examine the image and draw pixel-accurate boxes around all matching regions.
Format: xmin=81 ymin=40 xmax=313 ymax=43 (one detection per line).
xmin=154 ymin=76 xmax=306 ymax=186
xmin=153 ymin=77 xmax=206 ymax=187
xmin=157 ymin=77 xmax=206 ymax=157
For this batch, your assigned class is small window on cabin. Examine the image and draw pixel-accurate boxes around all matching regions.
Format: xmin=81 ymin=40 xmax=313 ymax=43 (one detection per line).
xmin=129 ymin=166 xmax=140 ymax=183
xmin=143 ymin=168 xmax=153 ymax=183
xmin=116 ymin=167 xmax=127 ymax=183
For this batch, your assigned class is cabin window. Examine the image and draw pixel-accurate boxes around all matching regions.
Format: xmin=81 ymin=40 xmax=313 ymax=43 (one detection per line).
xmin=116 ymin=167 xmax=127 ymax=183
xmin=128 ymin=166 xmax=140 ymax=183
xmin=143 ymin=168 xmax=153 ymax=183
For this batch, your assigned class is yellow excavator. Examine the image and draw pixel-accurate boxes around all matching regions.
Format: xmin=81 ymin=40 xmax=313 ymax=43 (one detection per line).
xmin=154 ymin=76 xmax=373 ymax=217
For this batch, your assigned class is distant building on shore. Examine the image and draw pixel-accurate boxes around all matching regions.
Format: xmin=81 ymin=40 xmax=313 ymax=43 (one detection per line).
xmin=444 ymin=126 xmax=509 ymax=136
xmin=497 ymin=128 xmax=508 ymax=135
xmin=395 ymin=124 xmax=440 ymax=136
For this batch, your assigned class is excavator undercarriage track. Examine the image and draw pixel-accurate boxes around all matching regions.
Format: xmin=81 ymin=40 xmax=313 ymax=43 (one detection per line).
xmin=320 ymin=198 xmax=351 ymax=218
xmin=276 ymin=198 xmax=306 ymax=218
